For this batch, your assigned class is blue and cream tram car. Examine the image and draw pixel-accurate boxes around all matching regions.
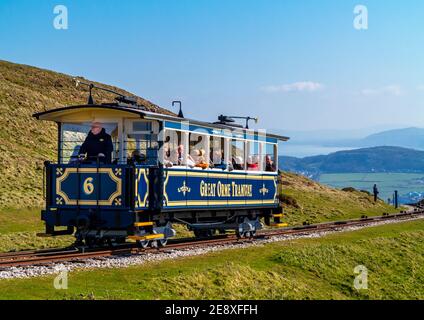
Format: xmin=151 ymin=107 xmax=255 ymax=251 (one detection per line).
xmin=33 ymin=85 xmax=289 ymax=247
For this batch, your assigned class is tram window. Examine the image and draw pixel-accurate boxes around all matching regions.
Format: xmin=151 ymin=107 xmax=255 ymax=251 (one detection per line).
xmin=125 ymin=134 xmax=158 ymax=164
xmin=189 ymin=133 xmax=208 ymax=169
xmin=246 ymin=141 xmax=260 ymax=171
xmin=210 ymin=137 xmax=225 ymax=169
xmin=263 ymin=143 xmax=277 ymax=172
xmin=164 ymin=130 xmax=183 ymax=167
xmin=247 ymin=141 xmax=260 ymax=171
xmin=125 ymin=121 xmax=158 ymax=165
xmin=231 ymin=139 xmax=245 ymax=170
xmin=61 ymin=122 xmax=118 ymax=164
xmin=133 ymin=121 xmax=152 ymax=132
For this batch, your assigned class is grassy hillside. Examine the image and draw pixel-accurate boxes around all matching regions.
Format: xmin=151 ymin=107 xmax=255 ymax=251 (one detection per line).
xmin=280 ymin=172 xmax=398 ymax=225
xmin=1 ymin=219 xmax=423 ymax=299
xmin=0 ymin=60 xmax=173 ymax=209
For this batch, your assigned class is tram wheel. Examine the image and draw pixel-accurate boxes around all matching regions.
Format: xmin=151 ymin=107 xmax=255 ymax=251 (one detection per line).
xmin=158 ymin=238 xmax=168 ymax=247
xmin=137 ymin=240 xmax=150 ymax=249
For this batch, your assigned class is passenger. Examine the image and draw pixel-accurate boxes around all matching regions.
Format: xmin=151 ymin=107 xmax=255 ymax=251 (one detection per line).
xmin=177 ymin=144 xmax=185 ymax=164
xmin=194 ymin=149 xmax=208 ymax=169
xmin=79 ymin=122 xmax=113 ymax=163
xmin=169 ymin=149 xmax=179 ymax=166
xmin=211 ymin=150 xmax=227 ymax=170
xmin=247 ymin=155 xmax=259 ymax=171
xmin=176 ymin=144 xmax=195 ymax=168
xmin=232 ymin=156 xmax=244 ymax=170
xmin=128 ymin=150 xmax=146 ymax=165
xmin=265 ymin=155 xmax=276 ymax=172
xmin=163 ymin=144 xmax=173 ymax=167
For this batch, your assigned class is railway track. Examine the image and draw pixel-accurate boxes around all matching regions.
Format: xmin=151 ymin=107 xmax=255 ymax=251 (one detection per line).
xmin=1 ymin=209 xmax=423 ymax=269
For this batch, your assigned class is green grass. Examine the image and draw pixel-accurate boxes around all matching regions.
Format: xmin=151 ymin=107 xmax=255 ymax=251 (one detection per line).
xmin=281 ymin=172 xmax=399 ymax=225
xmin=0 ymin=232 xmax=74 ymax=252
xmin=0 ymin=207 xmax=43 ymax=234
xmin=0 ymin=219 xmax=423 ymax=300
xmin=0 ymin=207 xmax=74 ymax=252
xmin=0 ymin=206 xmax=193 ymax=252
xmin=319 ymin=172 xmax=424 ymax=201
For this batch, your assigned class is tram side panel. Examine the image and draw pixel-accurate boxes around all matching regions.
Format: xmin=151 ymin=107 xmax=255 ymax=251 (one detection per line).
xmin=163 ymin=168 xmax=188 ymax=209
xmin=134 ymin=167 xmax=150 ymax=210
xmin=162 ymin=168 xmax=279 ymax=211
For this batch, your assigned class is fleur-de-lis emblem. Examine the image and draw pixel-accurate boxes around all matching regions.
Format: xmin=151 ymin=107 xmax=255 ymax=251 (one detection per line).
xmin=56 ymin=168 xmax=64 ymax=176
xmin=259 ymin=184 xmax=269 ymax=195
xmin=56 ymin=197 xmax=63 ymax=205
xmin=114 ymin=198 xmax=122 ymax=206
xmin=114 ymin=168 xmax=122 ymax=176
xmin=178 ymin=181 xmax=191 ymax=196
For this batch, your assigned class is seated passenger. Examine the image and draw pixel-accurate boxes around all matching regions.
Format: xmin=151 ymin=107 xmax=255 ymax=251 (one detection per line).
xmin=232 ymin=156 xmax=244 ymax=170
xmin=193 ymin=149 xmax=208 ymax=169
xmin=177 ymin=144 xmax=196 ymax=168
xmin=79 ymin=122 xmax=113 ymax=163
xmin=163 ymin=145 xmax=173 ymax=167
xmin=128 ymin=150 xmax=146 ymax=165
xmin=172 ymin=144 xmax=195 ymax=168
xmin=169 ymin=149 xmax=179 ymax=166
xmin=265 ymin=155 xmax=276 ymax=172
xmin=210 ymin=150 xmax=227 ymax=170
xmin=247 ymin=155 xmax=259 ymax=171
xmin=177 ymin=144 xmax=185 ymax=164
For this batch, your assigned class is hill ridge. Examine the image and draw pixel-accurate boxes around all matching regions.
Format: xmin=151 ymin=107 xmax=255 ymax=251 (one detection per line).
xmin=0 ymin=60 xmax=173 ymax=208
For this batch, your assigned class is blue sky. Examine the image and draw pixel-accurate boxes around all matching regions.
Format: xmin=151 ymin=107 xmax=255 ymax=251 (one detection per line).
xmin=1 ymin=0 xmax=424 ymax=133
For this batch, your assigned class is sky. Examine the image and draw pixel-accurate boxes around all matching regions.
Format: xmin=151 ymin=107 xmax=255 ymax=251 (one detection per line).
xmin=1 ymin=0 xmax=424 ymax=133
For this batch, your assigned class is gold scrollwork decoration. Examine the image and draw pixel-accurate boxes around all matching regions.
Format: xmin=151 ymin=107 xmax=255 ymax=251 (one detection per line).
xmin=259 ymin=184 xmax=269 ymax=195
xmin=177 ymin=181 xmax=191 ymax=196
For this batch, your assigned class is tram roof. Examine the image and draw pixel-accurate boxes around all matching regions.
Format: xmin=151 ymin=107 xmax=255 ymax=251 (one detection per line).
xmin=33 ymin=104 xmax=290 ymax=142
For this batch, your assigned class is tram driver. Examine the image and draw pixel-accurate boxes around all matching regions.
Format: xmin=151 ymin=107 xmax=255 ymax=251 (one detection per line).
xmin=79 ymin=122 xmax=114 ymax=164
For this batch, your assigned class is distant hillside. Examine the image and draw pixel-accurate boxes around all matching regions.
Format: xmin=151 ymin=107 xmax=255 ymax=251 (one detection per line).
xmin=0 ymin=60 xmax=173 ymax=208
xmin=357 ymin=127 xmax=424 ymax=149
xmin=317 ymin=127 xmax=424 ymax=150
xmin=279 ymin=146 xmax=424 ymax=177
